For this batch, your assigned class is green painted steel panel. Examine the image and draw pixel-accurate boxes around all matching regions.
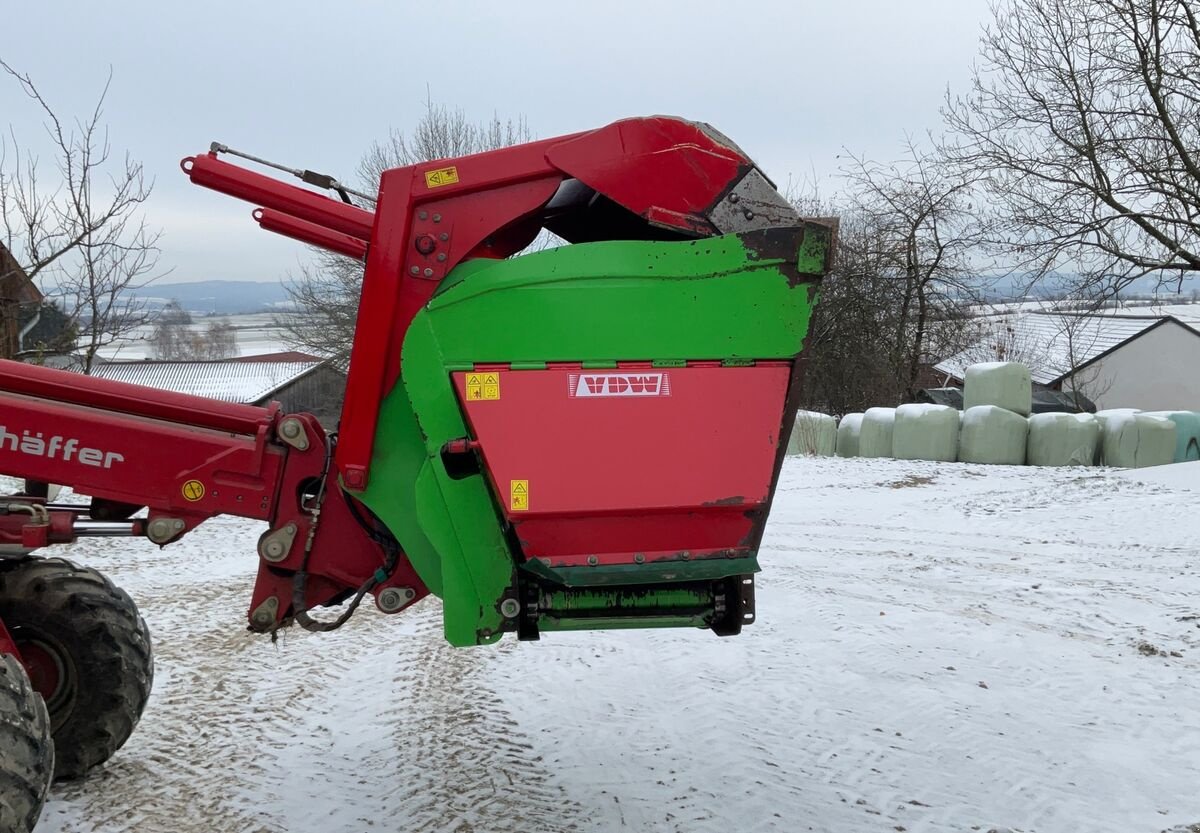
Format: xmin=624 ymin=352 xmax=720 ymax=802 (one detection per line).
xmin=352 ymin=226 xmax=827 ymax=645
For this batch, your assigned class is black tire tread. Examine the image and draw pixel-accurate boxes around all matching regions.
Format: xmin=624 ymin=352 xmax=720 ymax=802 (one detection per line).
xmin=0 ymin=557 xmax=152 ymax=780
xmin=0 ymin=653 xmax=54 ymax=833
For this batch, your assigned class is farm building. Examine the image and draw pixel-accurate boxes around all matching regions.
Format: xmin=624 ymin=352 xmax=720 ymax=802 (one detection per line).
xmin=91 ymin=352 xmax=346 ymax=427
xmin=935 ymin=310 xmax=1200 ymax=411
xmin=0 ymin=242 xmax=44 ymax=359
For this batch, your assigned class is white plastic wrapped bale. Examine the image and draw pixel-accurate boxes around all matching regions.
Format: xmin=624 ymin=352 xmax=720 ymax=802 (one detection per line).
xmin=1141 ymin=411 xmax=1200 ymax=463
xmin=1026 ymin=412 xmax=1099 ymax=467
xmin=858 ymin=407 xmax=896 ymax=458
xmin=958 ymin=405 xmax=1029 ymax=465
xmin=892 ymin=403 xmax=959 ymax=462
xmin=1093 ymin=408 xmax=1141 ymax=464
xmin=787 ymin=410 xmax=836 ymax=456
xmin=836 ymin=413 xmax=864 ymax=458
xmin=1101 ymin=413 xmax=1177 ymax=468
xmin=963 ymin=362 xmax=1032 ymax=416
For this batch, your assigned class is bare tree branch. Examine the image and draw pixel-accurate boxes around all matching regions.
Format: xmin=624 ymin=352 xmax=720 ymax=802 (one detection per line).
xmin=943 ymin=0 xmax=1200 ymax=297
xmin=0 ymin=59 xmax=163 ymax=372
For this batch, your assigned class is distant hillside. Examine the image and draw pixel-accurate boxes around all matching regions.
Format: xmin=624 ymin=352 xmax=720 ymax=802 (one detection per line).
xmin=128 ymin=280 xmax=293 ymax=315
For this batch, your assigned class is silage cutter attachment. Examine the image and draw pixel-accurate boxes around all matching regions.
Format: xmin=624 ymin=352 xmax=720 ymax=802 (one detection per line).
xmin=183 ymin=118 xmax=835 ymax=644
xmin=0 ymin=117 xmax=832 ymax=650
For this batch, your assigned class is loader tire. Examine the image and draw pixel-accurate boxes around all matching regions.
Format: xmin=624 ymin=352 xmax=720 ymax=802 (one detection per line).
xmin=0 ymin=558 xmax=152 ymax=780
xmin=0 ymin=652 xmax=54 ymax=833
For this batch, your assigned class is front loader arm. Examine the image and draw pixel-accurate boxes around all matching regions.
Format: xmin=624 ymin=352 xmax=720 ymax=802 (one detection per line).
xmin=0 ymin=361 xmax=428 ymax=631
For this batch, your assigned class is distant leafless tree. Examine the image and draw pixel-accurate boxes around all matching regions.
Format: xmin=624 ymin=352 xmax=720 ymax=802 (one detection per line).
xmin=0 ymin=60 xmax=163 ymax=373
xmin=847 ymin=142 xmax=982 ymax=399
xmin=150 ymin=301 xmax=236 ymax=360
xmin=280 ymin=100 xmax=534 ymax=363
xmin=943 ymin=0 xmax=1200 ymax=298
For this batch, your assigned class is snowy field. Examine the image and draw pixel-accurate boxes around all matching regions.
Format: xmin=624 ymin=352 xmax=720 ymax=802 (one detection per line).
xmin=30 ymin=458 xmax=1200 ymax=833
xmin=93 ymin=313 xmax=293 ymax=361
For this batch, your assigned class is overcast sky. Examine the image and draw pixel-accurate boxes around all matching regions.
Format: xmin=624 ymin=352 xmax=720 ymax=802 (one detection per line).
xmin=2 ymin=0 xmax=991 ymax=285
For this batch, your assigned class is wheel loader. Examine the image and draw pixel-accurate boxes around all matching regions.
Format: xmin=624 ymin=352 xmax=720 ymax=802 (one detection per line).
xmin=0 ymin=116 xmax=834 ymax=831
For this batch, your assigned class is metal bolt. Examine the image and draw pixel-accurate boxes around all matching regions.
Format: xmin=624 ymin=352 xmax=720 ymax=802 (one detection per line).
xmin=500 ymin=598 xmax=521 ymax=618
xmin=634 ymin=553 xmax=645 ymax=564
xmin=432 ymin=213 xmax=442 ymax=223
xmin=377 ymin=586 xmax=415 ymax=613
xmin=742 ymin=208 xmax=755 ymax=220
xmin=423 ymin=267 xmax=434 ymax=277
xmin=680 ymin=551 xmax=691 ymax=560
xmin=437 ymin=253 xmax=447 ymax=262
xmin=280 ymin=419 xmax=302 ymax=439
xmin=147 ymin=518 xmax=174 ymax=542
xmin=438 ymin=232 xmax=449 ymax=241
xmin=263 ymin=539 xmax=286 ymax=560
xmin=418 ymin=210 xmax=428 ymax=220
xmin=729 ymin=193 xmax=740 ymax=203
xmin=587 ymin=555 xmax=599 ymax=566
xmin=410 ymin=266 xmax=420 ymax=275
xmin=250 ymin=596 xmax=279 ymax=628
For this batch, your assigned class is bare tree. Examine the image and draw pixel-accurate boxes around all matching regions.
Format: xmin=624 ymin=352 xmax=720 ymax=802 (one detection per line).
xmin=280 ymin=100 xmax=533 ymax=362
xmin=944 ymin=0 xmax=1200 ymax=297
xmin=0 ymin=60 xmax=162 ymax=373
xmin=840 ymin=142 xmax=984 ymax=401
xmin=150 ymin=301 xmax=236 ymax=360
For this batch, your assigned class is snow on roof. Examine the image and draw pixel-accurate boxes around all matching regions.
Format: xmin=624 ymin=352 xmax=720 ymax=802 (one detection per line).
xmin=92 ymin=359 xmax=321 ymax=403
xmin=935 ymin=312 xmax=1184 ymax=385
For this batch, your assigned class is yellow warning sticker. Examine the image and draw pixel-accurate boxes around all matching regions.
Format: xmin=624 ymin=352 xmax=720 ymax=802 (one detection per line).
xmin=181 ymin=480 xmax=206 ymax=502
xmin=424 ymin=166 xmax=460 ymax=189
xmin=465 ymin=372 xmax=501 ymax=401
xmin=510 ymin=479 xmax=529 ymax=511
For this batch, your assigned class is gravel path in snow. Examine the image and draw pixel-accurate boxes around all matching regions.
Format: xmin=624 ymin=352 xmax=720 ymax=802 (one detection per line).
xmin=31 ymin=459 xmax=1200 ymax=833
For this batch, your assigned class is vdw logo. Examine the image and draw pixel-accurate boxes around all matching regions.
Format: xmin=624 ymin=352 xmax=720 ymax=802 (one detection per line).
xmin=567 ymin=373 xmax=671 ymax=398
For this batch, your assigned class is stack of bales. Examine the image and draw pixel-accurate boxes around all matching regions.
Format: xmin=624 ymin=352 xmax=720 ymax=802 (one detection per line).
xmin=957 ymin=362 xmax=1030 ymax=465
xmin=785 ymin=359 xmax=1194 ymax=470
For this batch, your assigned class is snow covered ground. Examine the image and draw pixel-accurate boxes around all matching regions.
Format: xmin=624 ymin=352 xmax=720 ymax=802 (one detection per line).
xmin=92 ymin=313 xmax=294 ymax=361
xmin=32 ymin=458 xmax=1200 ymax=833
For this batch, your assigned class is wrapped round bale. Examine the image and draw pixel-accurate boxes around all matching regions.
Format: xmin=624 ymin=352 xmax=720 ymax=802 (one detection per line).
xmin=959 ymin=405 xmax=1029 ymax=465
xmin=893 ymin=403 xmax=959 ymax=462
xmin=859 ymin=407 xmax=896 ymax=459
xmin=787 ymin=410 xmax=836 ymax=456
xmin=836 ymin=413 xmax=864 ymax=458
xmin=1027 ymin=412 xmax=1098 ymax=467
xmin=963 ymin=362 xmax=1032 ymax=416
xmin=1093 ymin=408 xmax=1141 ymax=464
xmin=1102 ymin=413 xmax=1176 ymax=468
xmin=1143 ymin=411 xmax=1200 ymax=463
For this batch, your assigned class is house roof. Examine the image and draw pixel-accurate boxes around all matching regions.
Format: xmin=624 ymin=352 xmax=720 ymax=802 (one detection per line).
xmin=92 ymin=359 xmax=322 ymax=403
xmin=935 ymin=312 xmax=1200 ymax=385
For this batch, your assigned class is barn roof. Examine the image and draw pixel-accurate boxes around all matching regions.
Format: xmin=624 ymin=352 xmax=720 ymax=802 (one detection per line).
xmin=935 ymin=312 xmax=1200 ymax=385
xmin=91 ymin=359 xmax=322 ymax=403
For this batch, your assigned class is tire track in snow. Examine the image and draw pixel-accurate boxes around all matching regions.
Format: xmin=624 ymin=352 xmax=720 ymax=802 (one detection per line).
xmin=40 ymin=517 xmax=582 ymax=833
